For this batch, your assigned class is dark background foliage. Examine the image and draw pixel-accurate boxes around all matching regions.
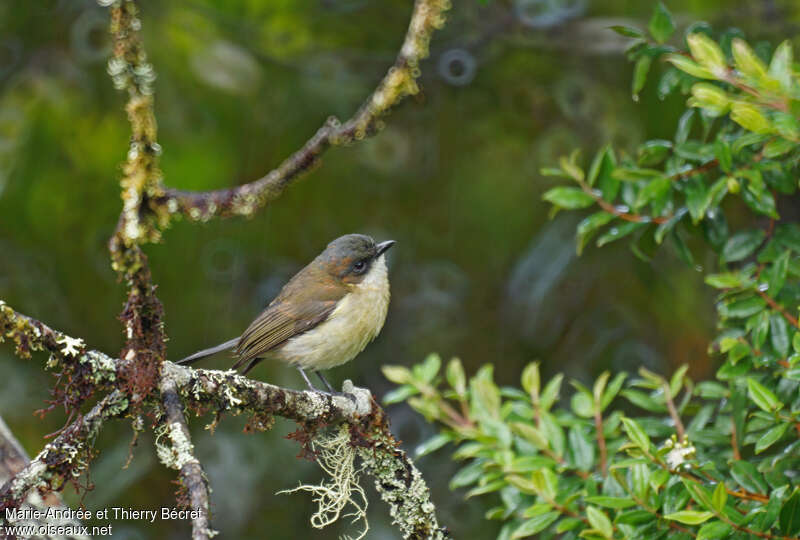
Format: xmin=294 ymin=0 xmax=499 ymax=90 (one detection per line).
xmin=1 ymin=1 xmax=799 ymax=538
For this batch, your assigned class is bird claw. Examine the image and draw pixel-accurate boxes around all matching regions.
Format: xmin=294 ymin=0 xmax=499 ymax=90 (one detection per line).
xmin=318 ymin=390 xmax=357 ymax=403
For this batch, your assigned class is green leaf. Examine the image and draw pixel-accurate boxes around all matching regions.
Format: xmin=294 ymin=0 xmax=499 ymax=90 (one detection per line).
xmin=449 ymin=461 xmax=484 ymax=489
xmin=637 ymin=140 xmax=672 ymax=166
xmin=669 ymin=364 xmax=688 ymax=397
xmin=635 ymin=176 xmax=670 ymax=209
xmin=601 ymin=372 xmax=627 ymax=409
xmin=586 ymin=506 xmax=614 ymax=539
xmin=648 ymin=2 xmax=675 ymax=44
xmin=597 ymin=147 xmax=619 ymax=200
xmin=763 ymin=138 xmax=796 ymax=158
xmin=621 ymin=389 xmax=666 ymax=412
xmin=621 ymin=417 xmax=651 ymax=452
xmin=540 ymin=374 xmax=563 ymax=411
xmin=731 ymin=38 xmax=769 ymax=82
xmin=542 ymin=187 xmax=595 ymax=209
xmin=664 ymin=511 xmax=714 ymax=525
xmin=555 ymin=517 xmax=582 ymax=533
xmin=769 ymin=41 xmax=794 ymax=91
xmin=568 ymin=426 xmax=594 ymax=471
xmin=597 ymin=222 xmax=647 ymax=247
xmin=466 ymin=479 xmax=506 ymax=498
xmin=731 ymin=460 xmax=769 ymax=494
xmin=767 ymin=250 xmax=790 ymax=296
xmin=632 ymin=55 xmax=652 ymax=101
xmin=560 ymin=152 xmax=585 ymax=182
xmin=697 ymin=520 xmax=732 ymax=540
xmin=382 ymin=365 xmax=413 ymax=384
xmin=610 ymin=25 xmax=645 ymax=38
xmin=755 ymin=422 xmax=790 ymax=454
xmin=665 ymin=54 xmax=713 ymax=79
xmin=688 ymin=82 xmax=730 ymax=116
xmin=415 ymin=433 xmax=452 ymax=457
xmin=571 ymin=391 xmax=594 ymax=418
xmin=712 ymin=482 xmax=727 ymax=512
xmin=383 ymin=385 xmax=418 ymax=404
xmin=770 ymin=313 xmax=790 ymax=357
xmin=593 ymin=371 xmax=610 ymax=404
xmin=512 ymin=422 xmax=548 ymax=451
xmin=686 ymin=33 xmax=726 ymax=75
xmin=721 ymin=229 xmax=765 ymax=262
xmin=731 ymin=102 xmax=772 ymax=134
xmin=507 ymin=474 xmax=540 ymax=495
xmin=715 ymin=137 xmax=733 ymax=172
xmin=521 ymin=362 xmax=540 ymax=400
xmin=683 ymin=480 xmax=714 ymax=511
xmin=747 ymin=377 xmax=783 ymax=412
xmin=446 ymin=357 xmax=467 ymax=396
xmin=704 ymin=272 xmax=746 ymax=289
xmin=585 ymin=496 xmax=637 ymax=509
xmin=615 ymin=510 xmax=656 ymax=525
xmin=655 ymin=207 xmax=687 ymax=244
xmin=718 ymin=296 xmax=766 ymax=318
xmin=415 ymin=353 xmax=441 ymax=383
xmin=780 ymin=489 xmax=800 ymax=536
xmin=685 ymin=177 xmax=710 ymax=223
xmin=510 ymin=512 xmax=560 ymax=538
xmin=577 ymin=212 xmax=615 ymax=254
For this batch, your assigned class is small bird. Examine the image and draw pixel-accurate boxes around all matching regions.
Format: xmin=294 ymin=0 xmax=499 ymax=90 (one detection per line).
xmin=178 ymin=234 xmax=395 ymax=394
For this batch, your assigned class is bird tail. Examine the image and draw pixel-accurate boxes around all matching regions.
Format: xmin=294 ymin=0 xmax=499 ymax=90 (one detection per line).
xmin=177 ymin=338 xmax=239 ymax=365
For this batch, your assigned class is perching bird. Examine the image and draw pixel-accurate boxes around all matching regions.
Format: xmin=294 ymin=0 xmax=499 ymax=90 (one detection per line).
xmin=178 ymin=234 xmax=395 ymax=394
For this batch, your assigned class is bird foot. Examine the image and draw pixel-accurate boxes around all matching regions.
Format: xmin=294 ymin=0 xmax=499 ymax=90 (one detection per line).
xmin=317 ymin=390 xmax=356 ymax=403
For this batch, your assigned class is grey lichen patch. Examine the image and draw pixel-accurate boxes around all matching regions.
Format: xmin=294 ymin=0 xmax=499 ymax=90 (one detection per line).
xmin=298 ymin=391 xmax=328 ymax=419
xmin=358 ymin=444 xmax=446 ymax=539
xmin=341 ymin=380 xmax=372 ymax=416
xmin=80 ymin=351 xmax=117 ymax=383
xmin=155 ymin=422 xmax=197 ymax=471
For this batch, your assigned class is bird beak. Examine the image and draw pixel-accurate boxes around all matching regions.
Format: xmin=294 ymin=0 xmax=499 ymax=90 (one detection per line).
xmin=376 ymin=240 xmax=396 ymax=257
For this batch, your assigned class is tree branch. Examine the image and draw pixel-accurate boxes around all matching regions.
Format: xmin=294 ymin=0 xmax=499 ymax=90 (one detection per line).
xmin=159 ymin=378 xmax=215 ymax=540
xmin=0 ymin=416 xmax=90 ymax=539
xmin=155 ymin=0 xmax=450 ymax=222
xmin=0 ymin=392 xmax=129 ymax=513
xmin=1 ymin=303 xmax=447 ymax=537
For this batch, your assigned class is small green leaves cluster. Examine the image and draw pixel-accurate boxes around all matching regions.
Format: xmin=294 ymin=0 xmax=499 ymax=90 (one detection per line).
xmin=384 ymin=357 xmax=800 ymax=539
xmin=385 ymin=5 xmax=800 ymax=539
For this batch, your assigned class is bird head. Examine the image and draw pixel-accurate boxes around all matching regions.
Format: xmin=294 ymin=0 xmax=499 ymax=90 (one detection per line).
xmin=319 ymin=234 xmax=395 ymax=285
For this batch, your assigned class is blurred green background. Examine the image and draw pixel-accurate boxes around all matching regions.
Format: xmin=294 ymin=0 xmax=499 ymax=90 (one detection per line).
xmin=2 ymin=0 xmax=799 ymax=538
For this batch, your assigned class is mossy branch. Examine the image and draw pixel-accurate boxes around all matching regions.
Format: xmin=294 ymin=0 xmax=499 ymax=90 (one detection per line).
xmin=0 ymin=303 xmax=447 ymax=538
xmin=157 ymin=0 xmax=451 ymax=222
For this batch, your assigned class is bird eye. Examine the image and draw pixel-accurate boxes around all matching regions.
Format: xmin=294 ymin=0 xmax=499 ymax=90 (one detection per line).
xmin=352 ymin=260 xmax=367 ymax=274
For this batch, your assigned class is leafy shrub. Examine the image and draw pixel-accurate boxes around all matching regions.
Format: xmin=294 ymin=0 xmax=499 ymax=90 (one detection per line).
xmin=384 ymin=4 xmax=800 ymax=539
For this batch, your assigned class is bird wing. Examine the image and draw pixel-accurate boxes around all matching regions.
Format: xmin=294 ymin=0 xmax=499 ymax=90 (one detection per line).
xmin=233 ymin=296 xmax=339 ymax=372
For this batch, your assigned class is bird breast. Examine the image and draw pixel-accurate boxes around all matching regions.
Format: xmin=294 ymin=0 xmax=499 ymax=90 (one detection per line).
xmin=276 ymin=254 xmax=390 ymax=370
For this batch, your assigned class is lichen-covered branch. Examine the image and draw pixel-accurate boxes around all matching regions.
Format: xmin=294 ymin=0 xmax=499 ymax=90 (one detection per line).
xmin=159 ymin=378 xmax=215 ymax=540
xmin=156 ymin=0 xmax=450 ymax=222
xmin=0 ymin=416 xmax=90 ymax=539
xmin=0 ymin=392 xmax=128 ymax=512
xmin=1 ymin=302 xmax=447 ymax=536
xmin=350 ymin=403 xmax=448 ymax=540
xmin=105 ymin=0 xmax=167 ymax=409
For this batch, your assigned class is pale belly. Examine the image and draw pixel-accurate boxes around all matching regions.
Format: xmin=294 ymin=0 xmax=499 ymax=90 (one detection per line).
xmin=271 ymin=257 xmax=390 ymax=371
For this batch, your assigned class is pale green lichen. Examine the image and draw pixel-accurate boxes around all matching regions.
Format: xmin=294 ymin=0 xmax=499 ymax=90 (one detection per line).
xmin=278 ymin=425 xmax=369 ymax=540
xmin=155 ymin=421 xmax=197 ymax=470
xmin=358 ymin=443 xmax=445 ymax=539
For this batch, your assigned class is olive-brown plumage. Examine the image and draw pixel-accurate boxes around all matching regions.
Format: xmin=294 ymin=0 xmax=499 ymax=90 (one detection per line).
xmin=178 ymin=234 xmax=394 ymax=392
